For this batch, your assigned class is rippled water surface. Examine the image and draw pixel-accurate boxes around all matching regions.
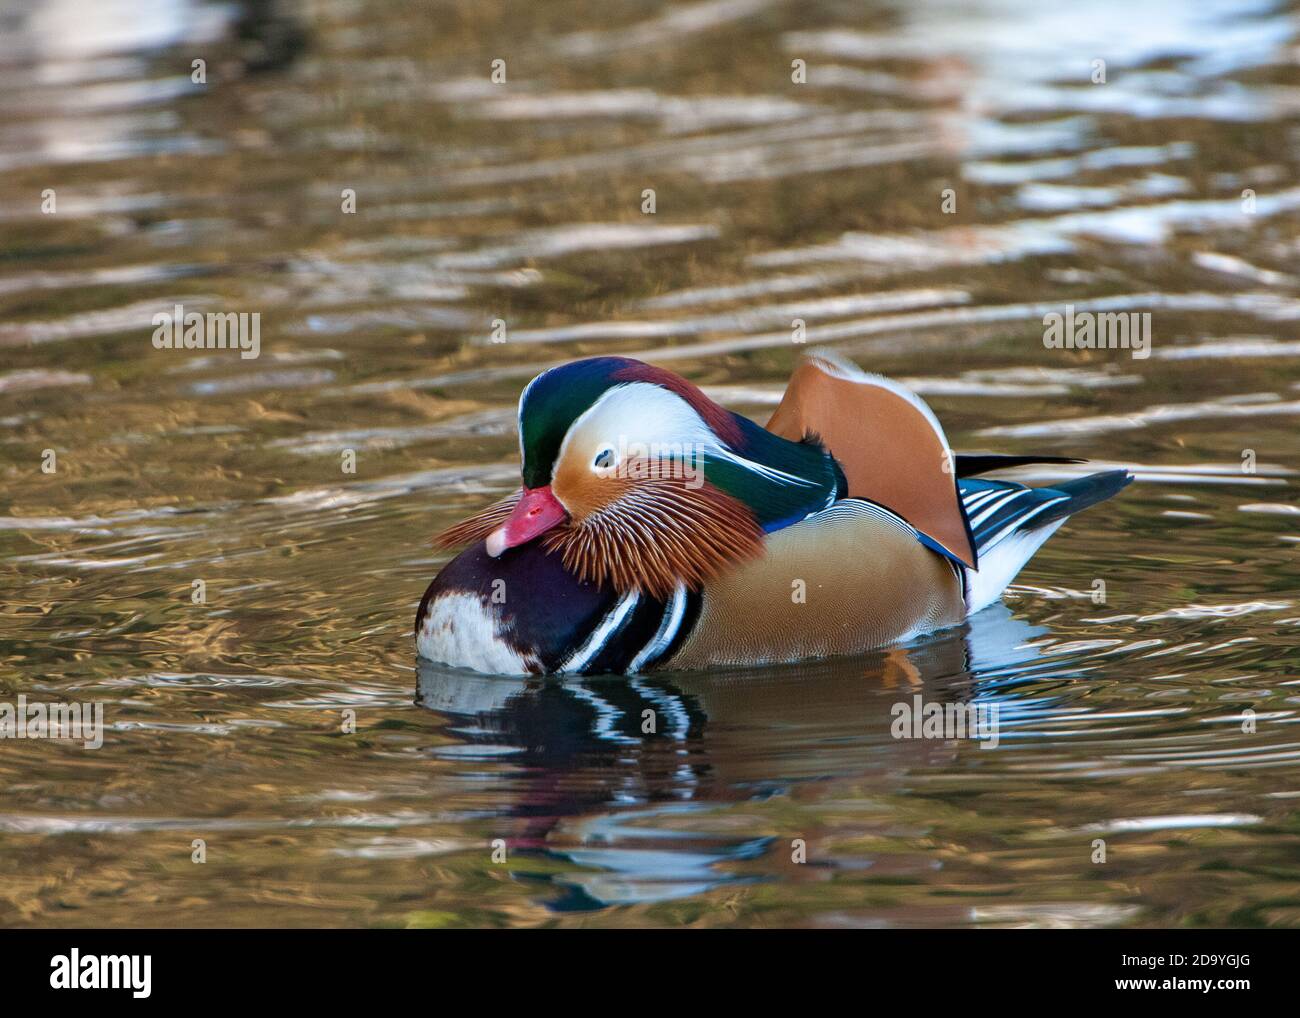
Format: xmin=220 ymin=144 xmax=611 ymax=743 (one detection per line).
xmin=2 ymin=0 xmax=1299 ymax=927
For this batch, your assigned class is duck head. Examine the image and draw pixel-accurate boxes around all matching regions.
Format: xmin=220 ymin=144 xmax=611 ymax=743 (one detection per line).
xmin=435 ymin=357 xmax=844 ymax=598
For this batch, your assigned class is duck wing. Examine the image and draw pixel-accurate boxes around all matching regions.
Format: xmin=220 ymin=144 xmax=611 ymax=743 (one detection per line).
xmin=766 ymin=351 xmax=978 ymax=568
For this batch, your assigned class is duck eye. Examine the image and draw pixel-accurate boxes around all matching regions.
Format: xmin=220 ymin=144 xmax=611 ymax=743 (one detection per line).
xmin=592 ymin=446 xmax=617 ymax=472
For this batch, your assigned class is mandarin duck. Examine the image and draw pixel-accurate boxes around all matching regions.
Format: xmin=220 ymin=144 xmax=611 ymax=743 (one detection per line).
xmin=417 ymin=352 xmax=1131 ymax=674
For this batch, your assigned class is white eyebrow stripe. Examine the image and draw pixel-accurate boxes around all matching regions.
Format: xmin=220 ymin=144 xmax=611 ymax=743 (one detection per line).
xmin=542 ymin=378 xmax=827 ymax=502
xmin=711 ymin=446 xmax=821 ymax=488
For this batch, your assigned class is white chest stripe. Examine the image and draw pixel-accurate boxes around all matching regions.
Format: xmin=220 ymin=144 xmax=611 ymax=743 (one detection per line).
xmin=558 ymin=591 xmax=640 ymax=674
xmin=628 ymin=584 xmax=687 ymax=674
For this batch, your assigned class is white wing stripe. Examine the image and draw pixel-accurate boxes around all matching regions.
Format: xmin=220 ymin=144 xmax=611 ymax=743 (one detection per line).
xmin=976 ymin=496 xmax=1068 ymax=552
xmin=961 ymin=489 xmax=1005 ymax=512
xmin=969 ymin=490 xmax=1025 ymax=529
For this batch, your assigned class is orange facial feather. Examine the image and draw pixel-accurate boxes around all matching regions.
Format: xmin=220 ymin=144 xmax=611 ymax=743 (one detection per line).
xmin=543 ymin=477 xmax=764 ymax=599
xmin=432 ymin=490 xmax=521 ymax=548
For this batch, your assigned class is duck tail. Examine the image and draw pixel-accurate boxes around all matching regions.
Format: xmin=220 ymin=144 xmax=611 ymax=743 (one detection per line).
xmin=961 ymin=469 xmax=1133 ymax=615
xmin=1027 ymin=469 xmax=1135 ymax=525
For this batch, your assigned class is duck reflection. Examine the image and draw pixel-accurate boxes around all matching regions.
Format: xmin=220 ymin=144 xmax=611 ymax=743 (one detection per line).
xmin=415 ymin=603 xmax=1053 ymax=910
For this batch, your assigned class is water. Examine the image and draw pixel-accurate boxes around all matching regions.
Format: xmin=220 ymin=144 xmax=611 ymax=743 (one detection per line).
xmin=1 ymin=0 xmax=1298 ymax=927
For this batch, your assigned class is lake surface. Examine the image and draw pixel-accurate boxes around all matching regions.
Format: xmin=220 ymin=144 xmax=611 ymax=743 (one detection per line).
xmin=1 ymin=0 xmax=1298 ymax=927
